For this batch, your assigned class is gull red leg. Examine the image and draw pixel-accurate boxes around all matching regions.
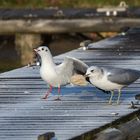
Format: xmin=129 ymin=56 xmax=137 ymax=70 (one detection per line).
xmin=58 ymin=86 xmax=61 ymax=95
xmin=54 ymin=86 xmax=61 ymax=101
xmin=42 ymin=85 xmax=53 ymax=99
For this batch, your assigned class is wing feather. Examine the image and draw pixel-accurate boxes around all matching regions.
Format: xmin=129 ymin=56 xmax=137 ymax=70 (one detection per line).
xmin=106 ymin=67 xmax=140 ymax=85
xmin=64 ymin=56 xmax=89 ymax=75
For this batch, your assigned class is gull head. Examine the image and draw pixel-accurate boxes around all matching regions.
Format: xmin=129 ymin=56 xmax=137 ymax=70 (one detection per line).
xmin=85 ymin=66 xmax=102 ymax=78
xmin=34 ymin=46 xmax=52 ymax=58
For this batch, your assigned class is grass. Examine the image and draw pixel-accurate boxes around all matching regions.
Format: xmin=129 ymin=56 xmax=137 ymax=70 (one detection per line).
xmin=0 ymin=0 xmax=140 ymax=8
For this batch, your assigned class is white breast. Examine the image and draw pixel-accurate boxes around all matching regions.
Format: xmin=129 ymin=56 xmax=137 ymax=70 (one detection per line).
xmin=89 ymin=75 xmax=124 ymax=91
xmin=40 ymin=65 xmax=71 ymax=87
xmin=40 ymin=66 xmax=56 ymax=85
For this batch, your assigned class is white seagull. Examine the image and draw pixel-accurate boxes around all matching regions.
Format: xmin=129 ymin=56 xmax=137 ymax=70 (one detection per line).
xmin=34 ymin=46 xmax=88 ymax=100
xmin=85 ymin=66 xmax=140 ymax=104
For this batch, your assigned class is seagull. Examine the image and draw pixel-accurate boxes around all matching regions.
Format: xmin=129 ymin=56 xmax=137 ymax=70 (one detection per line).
xmin=34 ymin=46 xmax=88 ymax=100
xmin=85 ymin=66 xmax=140 ymax=104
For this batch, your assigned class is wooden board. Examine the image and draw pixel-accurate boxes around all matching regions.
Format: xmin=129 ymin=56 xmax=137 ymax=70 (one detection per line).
xmin=0 ymin=8 xmax=140 ymax=33
xmin=0 ymin=28 xmax=140 ymax=140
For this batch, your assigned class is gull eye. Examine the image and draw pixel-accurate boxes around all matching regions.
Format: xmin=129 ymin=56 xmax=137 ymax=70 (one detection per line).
xmin=42 ymin=48 xmax=44 ymax=51
xmin=91 ymin=70 xmax=94 ymax=72
xmin=45 ymin=49 xmax=48 ymax=52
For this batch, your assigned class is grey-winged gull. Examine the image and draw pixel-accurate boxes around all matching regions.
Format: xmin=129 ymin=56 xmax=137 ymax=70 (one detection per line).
xmin=34 ymin=46 xmax=88 ymax=100
xmin=85 ymin=66 xmax=140 ymax=104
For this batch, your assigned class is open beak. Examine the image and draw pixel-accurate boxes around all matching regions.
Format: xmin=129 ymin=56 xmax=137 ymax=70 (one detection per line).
xmin=33 ymin=48 xmax=38 ymax=53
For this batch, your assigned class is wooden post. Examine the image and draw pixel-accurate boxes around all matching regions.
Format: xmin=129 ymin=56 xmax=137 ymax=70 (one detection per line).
xmin=15 ymin=33 xmax=42 ymax=65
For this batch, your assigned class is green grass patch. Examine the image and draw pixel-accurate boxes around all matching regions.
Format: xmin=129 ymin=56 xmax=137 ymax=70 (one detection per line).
xmin=0 ymin=0 xmax=139 ymax=8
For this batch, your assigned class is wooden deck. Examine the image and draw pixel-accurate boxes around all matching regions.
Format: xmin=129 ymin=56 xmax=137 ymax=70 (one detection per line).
xmin=0 ymin=28 xmax=140 ymax=140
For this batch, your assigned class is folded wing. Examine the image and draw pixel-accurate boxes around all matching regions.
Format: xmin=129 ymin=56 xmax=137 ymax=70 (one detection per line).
xmin=106 ymin=67 xmax=140 ymax=85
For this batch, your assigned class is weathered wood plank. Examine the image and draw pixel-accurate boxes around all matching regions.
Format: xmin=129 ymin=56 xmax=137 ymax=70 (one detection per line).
xmin=0 ymin=18 xmax=140 ymax=34
xmin=0 ymin=7 xmax=139 ymax=33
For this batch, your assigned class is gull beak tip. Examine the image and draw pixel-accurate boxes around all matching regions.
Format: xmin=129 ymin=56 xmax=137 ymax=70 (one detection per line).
xmin=33 ymin=48 xmax=37 ymax=52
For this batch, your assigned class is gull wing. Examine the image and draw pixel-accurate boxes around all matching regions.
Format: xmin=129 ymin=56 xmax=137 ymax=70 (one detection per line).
xmin=63 ymin=56 xmax=89 ymax=75
xmin=105 ymin=67 xmax=140 ymax=85
xmin=55 ymin=57 xmax=88 ymax=85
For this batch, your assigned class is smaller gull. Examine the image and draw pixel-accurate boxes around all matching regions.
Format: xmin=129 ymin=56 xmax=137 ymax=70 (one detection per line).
xmin=34 ymin=46 xmax=88 ymax=100
xmin=85 ymin=66 xmax=140 ymax=104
